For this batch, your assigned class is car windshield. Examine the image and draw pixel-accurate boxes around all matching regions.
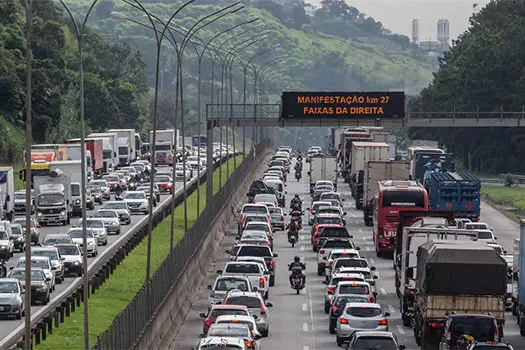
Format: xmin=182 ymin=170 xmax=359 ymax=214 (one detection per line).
xmin=94 ymin=211 xmax=117 ymax=218
xmin=466 ymin=224 xmax=488 ymax=230
xmin=209 ymin=309 xmax=248 ymax=318
xmin=44 ymin=236 xmax=70 ymax=244
xmin=71 ymin=185 xmax=80 ymax=196
xmin=57 ymin=246 xmax=79 ymax=256
xmin=245 ymin=216 xmax=267 ymax=223
xmin=237 ymin=246 xmax=271 ymax=257
xmin=225 ymin=264 xmax=260 ymax=274
xmin=0 ymin=281 xmax=19 ymax=293
xmin=335 ymin=296 xmax=370 ymax=307
xmin=471 ymin=346 xmax=511 ymax=350
xmin=241 ymin=232 xmax=267 ymax=240
xmin=85 ymin=220 xmax=103 ymax=228
xmin=318 ymin=217 xmax=342 ymax=225
xmin=198 ymin=344 xmax=242 ymax=350
xmin=382 ymin=190 xmax=425 ymax=207
xmin=103 ymin=176 xmax=119 ymax=182
xmin=347 ymin=306 xmax=381 ymax=317
xmin=320 ymin=227 xmax=348 ymax=237
xmin=477 ymin=231 xmax=493 ymax=239
xmin=14 ymin=193 xmax=25 ymax=200
xmin=321 ymin=193 xmax=339 ymax=200
xmin=339 ymin=284 xmax=370 ymax=294
xmin=10 ymin=270 xmax=45 ymax=281
xmin=215 ymin=278 xmax=249 ymax=292
xmin=318 ymin=209 xmax=340 ymax=215
xmin=268 ymin=207 xmax=282 ymax=214
xmin=19 ymin=259 xmax=48 ymax=269
xmin=313 ymin=203 xmax=332 ymax=211
xmin=33 ymin=250 xmax=58 ymax=260
xmin=245 ymin=223 xmax=269 ymax=232
xmin=38 ymin=193 xmax=64 ymax=206
xmin=125 ymin=192 xmax=145 ymax=199
xmin=155 ymin=176 xmax=170 ymax=182
xmin=87 ymin=185 xmax=101 ymax=192
xmin=90 ymin=181 xmax=106 ymax=187
xmin=69 ymin=230 xmax=94 ymax=239
xmin=254 ymin=195 xmax=275 ymax=202
xmin=207 ymin=325 xmax=249 ymax=338
xmin=335 ymin=259 xmax=368 ymax=269
xmin=0 ymin=231 xmax=8 ymax=240
xmin=243 ymin=206 xmax=267 ymax=214
xmin=105 ymin=203 xmax=126 ymax=210
xmin=11 ymin=226 xmax=22 ymax=235
xmin=353 ymin=337 xmax=397 ymax=349
xmin=226 ymin=296 xmax=261 ymax=308
xmin=322 ymin=240 xmax=352 ymax=249
xmin=451 ymin=317 xmax=496 ymax=342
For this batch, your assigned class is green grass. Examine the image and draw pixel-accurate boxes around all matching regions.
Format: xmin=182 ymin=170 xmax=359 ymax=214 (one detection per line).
xmin=34 ymin=156 xmax=242 ymax=350
xmin=481 ymin=184 xmax=525 ymax=220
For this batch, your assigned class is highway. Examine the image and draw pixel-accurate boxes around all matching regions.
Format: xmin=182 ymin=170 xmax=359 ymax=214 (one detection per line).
xmin=0 ymin=168 xmax=187 ymax=340
xmin=172 ymin=160 xmax=525 ymax=350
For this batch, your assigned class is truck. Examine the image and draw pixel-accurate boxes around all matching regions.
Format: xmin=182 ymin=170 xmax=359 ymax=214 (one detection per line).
xmin=21 ymin=144 xmax=69 ymax=186
xmin=413 ymin=240 xmax=507 ymax=347
xmin=350 ymin=142 xmax=390 ymax=199
xmin=49 ymin=160 xmax=85 ymax=216
xmin=192 ymin=135 xmax=207 ymax=148
xmin=512 ymin=238 xmax=520 ymax=318
xmin=60 ymin=143 xmax=93 ymax=180
xmin=88 ymin=132 xmax=119 ymax=173
xmin=0 ymin=167 xmax=14 ymax=221
xmin=408 ymin=146 xmax=445 ymax=183
xmin=428 ymin=172 xmax=481 ymax=220
xmin=64 ymin=138 xmax=104 ymax=178
xmin=370 ymin=131 xmax=397 ymax=160
xmin=339 ymin=129 xmax=371 ymax=182
xmin=34 ymin=169 xmax=73 ymax=226
xmin=398 ymin=227 xmax=479 ymax=327
xmin=308 ymin=156 xmax=338 ymax=193
xmin=149 ymin=129 xmax=177 ymax=166
xmin=135 ymin=133 xmax=142 ymax=160
xmin=360 ymin=161 xmax=409 ymax=223
xmin=421 ymin=153 xmax=455 ymax=189
xmin=108 ymin=129 xmax=136 ymax=166
xmin=412 ymin=139 xmax=439 ymax=148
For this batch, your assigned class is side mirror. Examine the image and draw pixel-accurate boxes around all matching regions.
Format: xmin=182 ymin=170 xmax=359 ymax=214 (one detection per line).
xmin=265 ymin=302 xmax=273 ymax=307
xmin=285 ymin=191 xmax=288 ymax=194
xmin=252 ymin=331 xmax=262 ymax=340
xmin=273 ymin=253 xmax=278 ymax=257
xmin=504 ymin=250 xmax=508 ymax=254
xmin=252 ymin=314 xmax=258 ymax=319
xmin=355 ymin=247 xmax=361 ymax=251
xmin=322 ymin=256 xmax=328 ymax=260
xmin=46 ymin=277 xmax=51 ymax=282
xmin=207 ymin=285 xmax=212 ymax=290
xmin=371 ymin=266 xmax=376 ymax=271
xmin=60 ymin=257 xmax=65 ymax=261
xmin=252 ymin=287 xmax=258 ymax=292
xmin=373 ymin=292 xmax=377 ymax=297
xmin=216 ymin=270 xmax=222 ymax=275
xmin=225 ymin=250 xmax=231 ymax=255
xmin=399 ymin=346 xmax=406 ymax=350
xmin=349 ymin=235 xmax=353 ymax=239
xmin=51 ymin=266 xmax=57 ymax=270
xmin=9 ymin=236 xmax=14 ymax=241
xmin=199 ymin=312 xmax=207 ymax=318
xmin=385 ymin=312 xmax=390 ymax=317
xmin=342 ymin=198 xmax=345 ymax=201
xmin=374 ymin=275 xmax=378 ymax=279
xmin=495 ymin=237 xmax=498 ymax=240
xmin=9 ymin=267 xmax=14 ymax=270
xmin=21 ymin=288 xmax=25 ymax=294
xmin=322 ymin=280 xmax=328 ymax=285
xmin=343 ymin=212 xmax=347 ymax=216
xmin=198 ymin=334 xmax=205 ymax=339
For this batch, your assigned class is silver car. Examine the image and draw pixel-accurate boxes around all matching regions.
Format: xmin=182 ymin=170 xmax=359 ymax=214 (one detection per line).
xmin=89 ymin=180 xmax=111 ymax=200
xmin=223 ymin=290 xmax=273 ymax=337
xmin=0 ymin=278 xmax=24 ymax=319
xmin=72 ymin=219 xmax=108 ymax=246
xmin=103 ymin=201 xmax=131 ymax=225
xmin=123 ymin=191 xmax=149 ymax=214
xmin=68 ymin=228 xmax=98 ymax=257
xmin=207 ymin=275 xmax=253 ymax=308
xmin=32 ymin=247 xmax=65 ymax=283
xmin=16 ymin=256 xmax=55 ymax=292
xmin=0 ymin=228 xmax=14 ymax=260
xmin=268 ymin=207 xmax=285 ymax=231
xmin=92 ymin=209 xmax=122 ymax=235
xmin=336 ymin=302 xmax=390 ymax=346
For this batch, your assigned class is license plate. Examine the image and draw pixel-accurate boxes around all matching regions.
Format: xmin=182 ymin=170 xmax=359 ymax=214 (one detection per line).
xmin=64 ymin=267 xmax=69 ymax=272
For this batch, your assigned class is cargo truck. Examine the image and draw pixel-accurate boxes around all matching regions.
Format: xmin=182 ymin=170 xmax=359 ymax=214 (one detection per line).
xmin=370 ymin=131 xmax=397 ymax=160
xmin=149 ymin=129 xmax=176 ymax=166
xmin=428 ymin=172 xmax=481 ymax=220
xmin=21 ymin=144 xmax=69 ymax=186
xmin=61 ymin=143 xmax=93 ymax=180
xmin=408 ymin=146 xmax=445 ymax=183
xmin=49 ymin=160 xmax=86 ymax=216
xmin=34 ymin=170 xmax=73 ymax=226
xmin=339 ymin=129 xmax=371 ymax=182
xmin=88 ymin=132 xmax=119 ymax=173
xmin=412 ymin=139 xmax=439 ymax=148
xmin=108 ymin=129 xmax=136 ymax=166
xmin=516 ymin=222 xmax=525 ymax=336
xmin=512 ymin=238 xmax=520 ymax=318
xmin=135 ymin=133 xmax=142 ymax=160
xmin=308 ymin=156 xmax=338 ymax=193
xmin=65 ymin=138 xmax=104 ymax=178
xmin=398 ymin=227 xmax=479 ymax=327
xmin=360 ymin=161 xmax=409 ymax=223
xmin=413 ymin=240 xmax=507 ymax=347
xmin=0 ymin=167 xmax=14 ymax=221
xmin=350 ymin=142 xmax=389 ymax=199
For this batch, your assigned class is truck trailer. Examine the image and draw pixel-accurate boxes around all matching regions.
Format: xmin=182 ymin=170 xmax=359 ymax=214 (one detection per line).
xmin=308 ymin=156 xmax=338 ymax=193
xmin=0 ymin=167 xmax=14 ymax=221
xmin=108 ymin=129 xmax=136 ymax=166
xmin=88 ymin=132 xmax=119 ymax=173
xmin=65 ymin=138 xmax=104 ymax=178
xmin=350 ymin=142 xmax=389 ymax=199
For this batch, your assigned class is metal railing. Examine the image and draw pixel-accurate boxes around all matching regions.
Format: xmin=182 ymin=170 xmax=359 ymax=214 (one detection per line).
xmin=94 ymin=140 xmax=272 ymax=350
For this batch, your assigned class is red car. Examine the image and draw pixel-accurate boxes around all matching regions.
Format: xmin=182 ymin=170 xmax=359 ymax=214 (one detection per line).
xmin=102 ymin=174 xmax=120 ymax=191
xmin=199 ymin=304 xmax=251 ymax=336
xmin=154 ymin=175 xmax=173 ymax=194
xmin=312 ymin=224 xmax=344 ymax=252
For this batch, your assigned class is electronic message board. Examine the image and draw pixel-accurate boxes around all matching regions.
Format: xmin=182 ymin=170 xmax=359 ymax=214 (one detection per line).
xmin=281 ymin=91 xmax=405 ymax=119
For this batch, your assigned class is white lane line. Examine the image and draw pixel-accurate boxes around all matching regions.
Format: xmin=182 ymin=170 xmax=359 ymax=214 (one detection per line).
xmin=309 ymin=286 xmax=317 ymax=350
xmin=388 ymin=304 xmax=395 ymax=314
xmin=370 ymin=258 xmax=376 ymax=264
xmin=302 ymin=322 xmax=309 ymax=332
xmin=397 ymin=325 xmax=406 ymax=335
xmin=303 ymin=347 xmax=310 ymax=350
xmin=300 ymin=245 xmax=305 ymax=251
xmin=358 ymin=228 xmax=363 ymax=233
xmin=302 ymin=303 xmax=308 ymax=312
xmin=380 ymin=288 xmax=387 ymax=296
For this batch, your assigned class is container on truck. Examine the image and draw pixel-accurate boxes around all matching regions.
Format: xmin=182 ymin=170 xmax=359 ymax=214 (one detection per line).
xmin=60 ymin=143 xmax=93 ymax=180
xmin=370 ymin=131 xmax=397 ymax=160
xmin=192 ymin=135 xmax=207 ymax=148
xmin=413 ymin=240 xmax=507 ymax=347
xmin=350 ymin=142 xmax=389 ymax=198
xmin=339 ymin=129 xmax=371 ymax=182
xmin=421 ymin=153 xmax=455 ymax=189
xmin=0 ymin=167 xmax=14 ymax=221
xmin=135 ymin=133 xmax=142 ymax=160
xmin=108 ymin=129 xmax=136 ymax=166
xmin=428 ymin=172 xmax=481 ymax=220
xmin=21 ymin=144 xmax=69 ymax=186
xmin=34 ymin=169 xmax=72 ymax=226
xmin=49 ymin=160 xmax=84 ymax=217
xmin=88 ymin=132 xmax=119 ymax=173
xmin=308 ymin=156 xmax=338 ymax=193
xmin=512 ymin=238 xmax=519 ymax=317
xmin=65 ymin=138 xmax=104 ymax=178
xmin=412 ymin=139 xmax=439 ymax=148
xmin=360 ymin=161 xmax=409 ymax=223
xmin=408 ymin=146 xmax=445 ymax=183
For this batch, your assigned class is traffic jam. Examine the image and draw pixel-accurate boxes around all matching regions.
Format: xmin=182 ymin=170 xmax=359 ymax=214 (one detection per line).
xmin=188 ymin=129 xmax=516 ymax=350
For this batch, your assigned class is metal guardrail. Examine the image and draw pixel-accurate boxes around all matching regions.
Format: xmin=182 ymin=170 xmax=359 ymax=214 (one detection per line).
xmin=0 ymin=152 xmax=245 ymax=350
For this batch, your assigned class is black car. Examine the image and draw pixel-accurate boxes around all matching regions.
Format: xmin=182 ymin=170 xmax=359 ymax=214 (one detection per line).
xmin=8 ymin=267 xmax=50 ymax=305
xmin=246 ymin=180 xmax=275 ymax=203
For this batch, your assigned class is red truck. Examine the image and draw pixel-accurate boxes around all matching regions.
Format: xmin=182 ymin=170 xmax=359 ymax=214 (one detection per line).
xmin=64 ymin=138 xmax=104 ymax=178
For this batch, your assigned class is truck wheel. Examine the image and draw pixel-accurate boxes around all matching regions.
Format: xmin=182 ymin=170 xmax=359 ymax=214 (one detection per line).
xmin=376 ymin=248 xmax=382 ymax=258
xmin=356 ymin=202 xmax=362 ymax=210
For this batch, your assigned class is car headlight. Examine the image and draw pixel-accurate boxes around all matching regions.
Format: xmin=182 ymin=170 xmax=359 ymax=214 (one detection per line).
xmin=73 ymin=261 xmax=80 ymax=265
xmin=37 ymin=212 xmax=43 ymax=217
xmin=60 ymin=211 xmax=66 ymax=216
xmin=75 ymin=199 xmax=81 ymax=204
xmin=36 ymin=287 xmax=46 ymax=292
xmin=88 ymin=241 xmax=95 ymax=246
xmin=16 ymin=236 xmax=24 ymax=242
xmin=112 ymin=221 xmax=119 ymax=226
xmin=0 ymin=245 xmax=7 ymax=250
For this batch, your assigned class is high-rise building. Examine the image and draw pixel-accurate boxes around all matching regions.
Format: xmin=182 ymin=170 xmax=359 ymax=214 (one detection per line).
xmin=412 ymin=19 xmax=419 ymax=45
xmin=437 ymin=19 xmax=450 ymax=46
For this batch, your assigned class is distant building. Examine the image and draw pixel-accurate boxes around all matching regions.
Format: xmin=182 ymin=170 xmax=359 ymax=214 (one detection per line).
xmin=437 ymin=19 xmax=450 ymax=47
xmin=412 ymin=19 xmax=419 ymax=45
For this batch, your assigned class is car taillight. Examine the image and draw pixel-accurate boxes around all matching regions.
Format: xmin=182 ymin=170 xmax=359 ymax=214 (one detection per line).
xmin=245 ymin=341 xmax=253 ymax=348
xmin=259 ymin=278 xmax=265 ymax=288
xmin=281 ymin=215 xmax=284 ymax=221
xmin=369 ymin=280 xmax=375 ymax=285
xmin=327 ymin=286 xmax=335 ymax=293
xmin=266 ymin=242 xmax=271 ymax=246
xmin=494 ymin=323 xmax=499 ymax=340
xmin=269 ymin=259 xmax=274 ymax=267
xmin=339 ymin=318 xmax=349 ymax=324
xmin=319 ymin=250 xmax=325 ymax=255
xmin=446 ymin=328 xmax=451 ymax=345
xmin=239 ymin=213 xmax=242 ymax=218
xmin=379 ymin=319 xmax=388 ymax=325
xmin=205 ymin=320 xmax=212 ymax=326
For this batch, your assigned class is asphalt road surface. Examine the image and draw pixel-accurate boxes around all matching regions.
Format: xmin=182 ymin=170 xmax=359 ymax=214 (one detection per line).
xmin=172 ymin=161 xmax=525 ymax=350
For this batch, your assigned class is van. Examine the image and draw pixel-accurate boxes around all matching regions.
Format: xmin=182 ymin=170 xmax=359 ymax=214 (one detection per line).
xmin=263 ymin=179 xmax=286 ymax=207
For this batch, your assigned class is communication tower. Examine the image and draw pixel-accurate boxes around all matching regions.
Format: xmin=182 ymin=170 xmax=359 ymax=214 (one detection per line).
xmin=412 ymin=19 xmax=419 ymax=45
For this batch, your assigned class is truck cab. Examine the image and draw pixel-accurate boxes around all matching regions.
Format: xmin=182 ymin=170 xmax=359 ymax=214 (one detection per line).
xmin=34 ymin=170 xmax=72 ymax=226
xmin=0 ymin=167 xmax=15 ymax=221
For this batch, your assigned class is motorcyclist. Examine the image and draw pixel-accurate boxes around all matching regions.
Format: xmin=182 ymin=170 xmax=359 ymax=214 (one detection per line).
xmin=114 ymin=183 xmax=123 ymax=199
xmin=290 ymin=194 xmax=302 ymax=208
xmin=286 ymin=220 xmax=300 ymax=241
xmin=288 ymin=256 xmax=306 ymax=287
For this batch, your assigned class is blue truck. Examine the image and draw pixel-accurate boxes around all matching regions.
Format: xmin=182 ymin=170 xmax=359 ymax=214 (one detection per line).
xmin=427 ymin=171 xmax=481 ymax=219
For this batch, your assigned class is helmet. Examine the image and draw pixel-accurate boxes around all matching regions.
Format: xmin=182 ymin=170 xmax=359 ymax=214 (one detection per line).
xmin=294 ymin=256 xmax=300 ymax=262
xmin=294 ymin=194 xmax=299 ymax=198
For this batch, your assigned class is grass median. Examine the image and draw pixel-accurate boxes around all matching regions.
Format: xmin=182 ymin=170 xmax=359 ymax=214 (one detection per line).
xmin=35 ymin=156 xmax=242 ymax=350
xmin=481 ymin=184 xmax=525 ymax=220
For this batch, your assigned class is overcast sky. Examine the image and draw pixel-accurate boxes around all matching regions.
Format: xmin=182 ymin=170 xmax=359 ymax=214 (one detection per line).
xmin=306 ymin=0 xmax=491 ymax=40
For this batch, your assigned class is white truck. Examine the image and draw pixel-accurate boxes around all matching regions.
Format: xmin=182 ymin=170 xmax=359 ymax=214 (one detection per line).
xmin=149 ymin=129 xmax=177 ymax=166
xmin=61 ymin=143 xmax=93 ymax=180
xmin=34 ymin=170 xmax=73 ymax=226
xmin=370 ymin=131 xmax=397 ymax=160
xmin=0 ymin=167 xmax=14 ymax=221
xmin=108 ymin=129 xmax=136 ymax=167
xmin=361 ymin=161 xmax=409 ymax=223
xmin=49 ymin=160 xmax=86 ymax=216
xmin=350 ymin=142 xmax=390 ymax=200
xmin=88 ymin=132 xmax=119 ymax=173
xmin=308 ymin=156 xmax=338 ymax=193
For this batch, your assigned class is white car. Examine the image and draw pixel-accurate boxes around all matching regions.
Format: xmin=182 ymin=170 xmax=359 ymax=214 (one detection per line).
xmin=207 ymin=275 xmax=253 ymax=307
xmin=324 ymin=272 xmax=367 ymax=313
xmin=67 ymin=228 xmax=98 ymax=257
xmin=194 ymin=336 xmax=247 ymax=350
xmin=92 ymin=210 xmax=122 ymax=235
xmin=475 ymin=229 xmax=497 ymax=243
xmin=308 ymin=201 xmax=333 ymax=225
xmin=464 ymin=222 xmax=492 ymax=231
xmin=16 ymin=256 xmax=55 ymax=291
xmin=317 ymin=239 xmax=356 ymax=275
xmin=55 ymin=244 xmax=83 ymax=277
xmin=123 ymin=191 xmax=149 ymax=214
xmin=219 ymin=261 xmax=269 ymax=300
xmin=0 ymin=227 xmax=14 ymax=260
xmin=174 ymin=163 xmax=192 ymax=180
xmin=325 ymin=249 xmax=362 ymax=278
xmin=72 ymin=219 xmax=108 ymax=245
xmin=333 ymin=281 xmax=376 ymax=304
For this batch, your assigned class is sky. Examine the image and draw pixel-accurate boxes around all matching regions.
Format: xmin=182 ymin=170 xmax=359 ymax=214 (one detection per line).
xmin=306 ymin=0 xmax=491 ymax=41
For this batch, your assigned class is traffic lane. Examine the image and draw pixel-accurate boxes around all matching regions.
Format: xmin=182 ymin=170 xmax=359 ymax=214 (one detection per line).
xmin=0 ymin=178 xmax=186 ymax=338
xmin=479 ymin=200 xmax=518 ymax=253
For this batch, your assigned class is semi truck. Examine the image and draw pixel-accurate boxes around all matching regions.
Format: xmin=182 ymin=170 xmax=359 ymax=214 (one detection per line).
xmin=308 ymin=156 xmax=338 ymax=193
xmin=398 ymin=227 xmax=479 ymax=327
xmin=149 ymin=129 xmax=176 ymax=166
xmin=108 ymin=129 xmax=136 ymax=166
xmin=88 ymin=132 xmax=119 ymax=173
xmin=360 ymin=161 xmax=409 ymax=224
xmin=413 ymin=240 xmax=507 ymax=347
xmin=428 ymin=171 xmax=481 ymax=220
xmin=339 ymin=129 xmax=371 ymax=182
xmin=0 ymin=167 xmax=14 ymax=221
xmin=350 ymin=142 xmax=389 ymax=199
xmin=34 ymin=169 xmax=73 ymax=226
xmin=65 ymin=138 xmax=104 ymax=178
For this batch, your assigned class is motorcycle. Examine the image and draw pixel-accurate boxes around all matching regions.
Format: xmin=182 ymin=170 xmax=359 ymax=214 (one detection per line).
xmin=287 ymin=229 xmax=298 ymax=247
xmin=295 ymin=170 xmax=301 ymax=181
xmin=290 ymin=201 xmax=302 ymax=211
xmin=0 ymin=259 xmax=6 ymax=278
xmin=289 ymin=265 xmax=305 ymax=294
xmin=289 ymin=210 xmax=303 ymax=227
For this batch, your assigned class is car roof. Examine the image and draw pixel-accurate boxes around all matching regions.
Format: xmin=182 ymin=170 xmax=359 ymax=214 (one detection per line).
xmin=345 ymin=302 xmax=381 ymax=309
xmin=210 ymin=304 xmax=249 ymax=311
xmin=317 ymin=213 xmax=341 ymax=218
xmin=19 ymin=256 xmax=49 ymax=261
xmin=54 ymin=243 xmax=78 ymax=248
xmin=44 ymin=233 xmax=70 ymax=237
xmin=32 ymin=247 xmax=58 ymax=252
xmin=226 ymin=290 xmax=262 ymax=298
xmin=198 ymin=336 xmax=245 ymax=346
xmin=353 ymin=331 xmax=396 ymax=338
xmin=215 ymin=315 xmax=255 ymax=323
xmin=339 ymin=266 xmax=371 ymax=272
xmin=0 ymin=278 xmax=20 ymax=284
xmin=337 ymin=280 xmax=370 ymax=286
xmin=332 ymin=273 xmax=366 ymax=279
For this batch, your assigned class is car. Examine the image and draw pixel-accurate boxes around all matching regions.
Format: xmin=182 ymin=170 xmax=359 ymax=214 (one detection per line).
xmin=268 ymin=206 xmax=285 ymax=231
xmin=474 ymin=229 xmax=497 ymax=243
xmin=101 ymin=174 xmax=121 ymax=192
xmin=329 ymin=294 xmax=373 ymax=334
xmin=235 ymin=257 xmax=271 ymax=286
xmin=123 ymin=191 xmax=149 ymax=214
xmin=439 ymin=314 xmax=501 ymax=350
xmin=333 ymin=281 xmax=376 ymax=305
xmin=205 ymin=322 xmax=260 ymax=350
xmin=213 ymin=314 xmax=260 ymax=337
xmin=87 ymin=183 xmax=105 ymax=205
xmin=464 ymin=222 xmax=492 ymax=231
xmin=487 ymin=243 xmax=506 ymax=255
xmin=338 ymin=266 xmax=378 ymax=294
xmin=208 ymin=275 xmax=254 ymax=308
xmin=312 ymin=214 xmax=346 ymax=241
xmin=336 ymin=303 xmax=390 ymax=346
xmin=73 ymin=218 xmax=109 ymax=245
xmin=324 ymin=273 xmax=367 ymax=313
xmin=467 ymin=342 xmax=514 ymax=350
xmin=10 ymin=223 xmax=25 ymax=252
xmin=324 ymin=198 xmax=343 ymax=208
xmin=67 ymin=228 xmax=98 ymax=257
xmin=8 ymin=268 xmax=50 ymax=306
xmin=219 ymin=261 xmax=269 ymax=300
xmin=12 ymin=216 xmax=40 ymax=245
xmin=154 ymin=175 xmax=173 ymax=194
xmin=42 ymin=234 xmax=73 ymax=246
xmin=193 ymin=336 xmax=247 ymax=350
xmin=103 ymin=201 xmax=132 ymax=225
xmin=32 ymin=246 xmax=65 ymax=283
xmin=243 ymin=222 xmax=273 ymax=244
xmin=55 ymin=244 xmax=84 ymax=277
xmin=199 ymin=304 xmax=251 ymax=336
xmin=239 ymin=214 xmax=271 ymax=234
xmin=223 ymin=290 xmax=273 ymax=337
xmin=15 ymin=256 xmax=55 ymax=291
xmin=13 ymin=190 xmax=34 ymax=214
xmin=89 ymin=180 xmax=111 ymax=200
xmin=324 ymin=249 xmax=362 ymax=278
xmin=187 ymin=156 xmax=205 ymax=171
xmin=136 ymin=186 xmax=157 ymax=206
xmin=319 ymin=191 xmax=344 ymax=205
xmin=455 ymin=218 xmax=472 ymax=229
xmin=239 ymin=204 xmax=270 ymax=225
xmin=0 ymin=278 xmax=24 ymax=319
xmin=347 ymin=331 xmax=405 ymax=350
xmin=174 ymin=163 xmax=192 ymax=181
xmin=92 ymin=210 xmax=121 ymax=235
xmin=316 ymin=205 xmax=346 ymax=219
xmin=312 ymin=224 xmax=349 ymax=252
xmin=237 ymin=230 xmax=271 ymax=248
xmin=0 ymin=226 xmax=14 ymax=259
xmin=329 ymin=258 xmax=374 ymax=281
xmin=141 ymin=182 xmax=161 ymax=203
xmin=227 ymin=244 xmax=278 ymax=286
xmin=317 ymin=238 xmax=356 ymax=275
xmin=253 ymin=194 xmax=278 ymax=207
xmin=308 ymin=201 xmax=333 ymax=225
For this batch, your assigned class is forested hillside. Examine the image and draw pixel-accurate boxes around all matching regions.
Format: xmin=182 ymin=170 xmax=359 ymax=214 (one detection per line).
xmin=408 ymin=1 xmax=525 ymax=174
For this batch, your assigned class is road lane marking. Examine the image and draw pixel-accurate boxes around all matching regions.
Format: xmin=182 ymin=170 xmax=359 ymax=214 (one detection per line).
xmin=300 ymin=245 xmax=305 ymax=251
xmin=397 ymin=325 xmax=406 ymax=335
xmin=302 ymin=303 xmax=308 ymax=312
xmin=358 ymin=228 xmax=363 ymax=233
xmin=380 ymin=288 xmax=387 ymax=296
xmin=303 ymin=347 xmax=309 ymax=350
xmin=370 ymin=258 xmax=376 ymax=264
xmin=308 ymin=286 xmax=317 ymax=350
xmin=303 ymin=322 xmax=308 ymax=332
xmin=388 ymin=305 xmax=395 ymax=314
xmin=365 ymin=246 xmax=371 ymax=251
